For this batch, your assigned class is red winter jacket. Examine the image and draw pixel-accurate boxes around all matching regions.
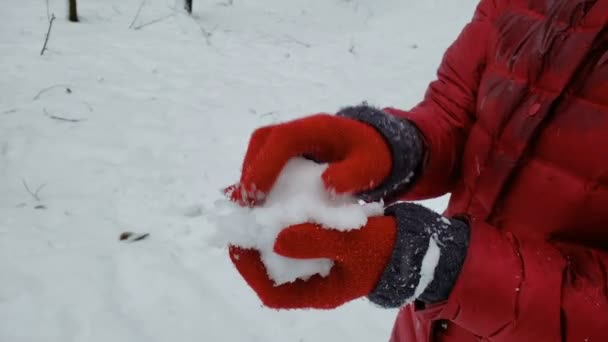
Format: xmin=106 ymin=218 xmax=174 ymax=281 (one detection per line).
xmin=385 ymin=0 xmax=608 ymax=341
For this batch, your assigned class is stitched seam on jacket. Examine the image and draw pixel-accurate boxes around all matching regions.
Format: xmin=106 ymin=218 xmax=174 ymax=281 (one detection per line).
xmin=483 ymin=65 xmax=608 ymax=104
xmin=593 ymin=251 xmax=608 ymax=300
xmin=562 ymin=92 xmax=608 ymax=111
xmin=530 ymin=156 xmax=600 ymax=186
xmin=486 ymin=232 xmax=525 ymax=339
xmin=502 ymin=7 xmax=599 ymax=33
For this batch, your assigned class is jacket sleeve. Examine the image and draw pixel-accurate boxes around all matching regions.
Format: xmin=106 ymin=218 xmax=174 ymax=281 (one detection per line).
xmin=436 ymin=221 xmax=608 ymax=341
xmin=384 ymin=0 xmax=497 ymax=200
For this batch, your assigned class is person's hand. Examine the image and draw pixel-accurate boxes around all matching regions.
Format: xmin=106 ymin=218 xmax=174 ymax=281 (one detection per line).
xmin=229 ymin=216 xmax=397 ymax=309
xmin=227 ymin=113 xmax=392 ymax=206
xmin=229 ymin=202 xmax=470 ymax=309
xmin=227 ymin=105 xmax=426 ymax=205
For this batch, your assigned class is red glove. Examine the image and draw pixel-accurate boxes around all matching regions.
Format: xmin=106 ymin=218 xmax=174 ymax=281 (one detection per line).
xmin=227 ymin=114 xmax=392 ymax=205
xmin=229 ymin=216 xmax=397 ymax=309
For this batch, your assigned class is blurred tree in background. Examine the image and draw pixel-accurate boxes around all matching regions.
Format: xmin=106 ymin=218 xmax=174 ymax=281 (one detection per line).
xmin=68 ymin=0 xmax=78 ymax=22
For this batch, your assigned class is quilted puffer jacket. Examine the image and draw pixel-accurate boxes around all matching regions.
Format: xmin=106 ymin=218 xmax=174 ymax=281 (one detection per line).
xmin=384 ymin=0 xmax=608 ymax=341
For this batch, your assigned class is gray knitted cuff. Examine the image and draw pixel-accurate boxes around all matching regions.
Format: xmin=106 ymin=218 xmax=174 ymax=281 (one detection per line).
xmin=367 ymin=203 xmax=469 ymax=308
xmin=337 ymin=105 xmax=424 ymax=202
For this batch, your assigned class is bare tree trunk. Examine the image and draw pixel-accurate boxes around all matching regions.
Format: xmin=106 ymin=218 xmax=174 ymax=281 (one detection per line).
xmin=185 ymin=0 xmax=192 ymax=14
xmin=68 ymin=0 xmax=79 ymax=22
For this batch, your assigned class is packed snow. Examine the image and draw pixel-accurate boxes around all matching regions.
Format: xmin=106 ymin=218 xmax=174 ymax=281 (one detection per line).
xmin=211 ymin=158 xmax=383 ymax=284
xmin=0 ymin=0 xmax=476 ymax=341
xmin=412 ymin=237 xmax=441 ymax=300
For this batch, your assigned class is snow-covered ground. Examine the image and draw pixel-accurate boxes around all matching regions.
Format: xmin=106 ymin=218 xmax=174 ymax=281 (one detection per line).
xmin=0 ymin=0 xmax=477 ymax=341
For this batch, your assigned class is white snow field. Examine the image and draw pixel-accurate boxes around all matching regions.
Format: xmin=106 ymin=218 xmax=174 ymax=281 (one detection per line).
xmin=0 ymin=0 xmax=476 ymax=341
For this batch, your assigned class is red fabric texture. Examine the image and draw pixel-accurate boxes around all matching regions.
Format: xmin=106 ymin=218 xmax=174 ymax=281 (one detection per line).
xmin=228 ymin=114 xmax=392 ymax=205
xmin=386 ymin=0 xmax=608 ymax=340
xmin=229 ymin=216 xmax=397 ymax=309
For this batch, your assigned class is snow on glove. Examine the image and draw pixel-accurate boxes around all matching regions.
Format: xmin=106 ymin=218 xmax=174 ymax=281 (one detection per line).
xmin=229 ymin=216 xmax=397 ymax=309
xmin=369 ymin=202 xmax=469 ymax=307
xmin=217 ymin=158 xmax=384 ymax=286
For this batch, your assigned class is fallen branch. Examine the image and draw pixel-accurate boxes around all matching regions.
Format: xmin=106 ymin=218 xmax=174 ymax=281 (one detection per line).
xmin=22 ymin=179 xmax=46 ymax=201
xmin=348 ymin=41 xmax=356 ymax=56
xmin=218 ymin=0 xmax=234 ymax=6
xmin=129 ymin=0 xmax=147 ymax=29
xmin=33 ymin=84 xmax=70 ymax=100
xmin=189 ymin=16 xmax=214 ymax=45
xmin=1 ymin=108 xmax=17 ymax=114
xmin=120 ymin=232 xmax=150 ymax=242
xmin=197 ymin=23 xmax=214 ymax=45
xmin=47 ymin=115 xmax=84 ymax=122
xmin=282 ymin=34 xmax=311 ymax=48
xmin=83 ymin=101 xmax=94 ymax=112
xmin=260 ymin=111 xmax=276 ymax=118
xmin=132 ymin=13 xmax=174 ymax=30
xmin=40 ymin=13 xmax=56 ymax=56
xmin=43 ymin=108 xmax=85 ymax=122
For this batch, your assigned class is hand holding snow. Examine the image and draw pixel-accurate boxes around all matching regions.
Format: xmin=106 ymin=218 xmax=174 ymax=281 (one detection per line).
xmin=211 ymin=158 xmax=384 ymax=285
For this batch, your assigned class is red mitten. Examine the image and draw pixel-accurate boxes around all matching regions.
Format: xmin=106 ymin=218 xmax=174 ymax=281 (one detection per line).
xmin=229 ymin=216 xmax=397 ymax=309
xmin=227 ymin=114 xmax=392 ymax=205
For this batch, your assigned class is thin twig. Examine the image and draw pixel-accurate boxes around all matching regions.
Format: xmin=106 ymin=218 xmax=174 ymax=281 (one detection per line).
xmin=45 ymin=0 xmax=50 ymax=21
xmin=189 ymin=15 xmax=215 ymax=45
xmin=198 ymin=24 xmax=214 ymax=46
xmin=132 ymin=233 xmax=150 ymax=241
xmin=47 ymin=115 xmax=84 ymax=122
xmin=260 ymin=111 xmax=276 ymax=118
xmin=83 ymin=101 xmax=94 ymax=112
xmin=129 ymin=0 xmax=147 ymax=29
xmin=132 ymin=13 xmax=174 ymax=30
xmin=218 ymin=0 xmax=234 ymax=6
xmin=33 ymin=84 xmax=70 ymax=100
xmin=1 ymin=108 xmax=17 ymax=114
xmin=43 ymin=108 xmax=85 ymax=122
xmin=40 ymin=13 xmax=56 ymax=56
xmin=281 ymin=34 xmax=311 ymax=48
xmin=22 ymin=179 xmax=46 ymax=201
xmin=348 ymin=44 xmax=356 ymax=55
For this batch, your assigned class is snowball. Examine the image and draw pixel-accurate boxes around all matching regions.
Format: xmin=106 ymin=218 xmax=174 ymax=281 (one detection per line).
xmin=209 ymin=158 xmax=384 ymax=285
